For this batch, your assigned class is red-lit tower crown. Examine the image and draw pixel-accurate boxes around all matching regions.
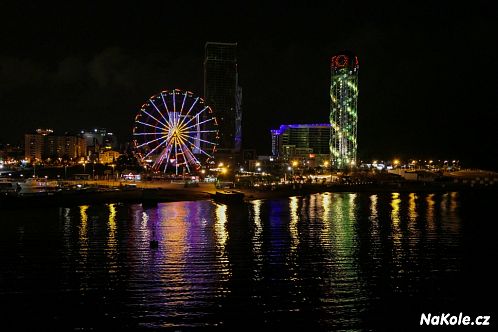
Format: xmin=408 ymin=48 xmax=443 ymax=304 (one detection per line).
xmin=331 ymin=52 xmax=359 ymax=72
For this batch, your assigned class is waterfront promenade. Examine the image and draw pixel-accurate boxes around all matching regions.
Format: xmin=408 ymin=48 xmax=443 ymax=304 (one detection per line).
xmin=59 ymin=179 xmax=497 ymax=203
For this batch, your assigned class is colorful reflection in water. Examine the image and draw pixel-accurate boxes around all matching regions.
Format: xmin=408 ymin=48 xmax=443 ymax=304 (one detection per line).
xmin=289 ymin=196 xmax=299 ymax=251
xmin=215 ymin=203 xmax=228 ymax=250
xmin=0 ymin=191 xmax=494 ymax=330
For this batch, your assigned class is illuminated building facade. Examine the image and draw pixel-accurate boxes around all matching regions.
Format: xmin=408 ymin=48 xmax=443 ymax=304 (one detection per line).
xmin=330 ymin=52 xmax=359 ymax=169
xmin=99 ymin=150 xmax=120 ymax=164
xmin=25 ymin=133 xmax=45 ymax=161
xmin=271 ymin=124 xmax=330 ymax=161
xmin=24 ymin=129 xmax=86 ymax=161
xmin=204 ymin=42 xmax=242 ymax=154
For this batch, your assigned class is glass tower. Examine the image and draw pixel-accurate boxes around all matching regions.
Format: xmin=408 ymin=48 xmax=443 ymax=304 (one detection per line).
xmin=271 ymin=124 xmax=331 ymax=157
xmin=330 ymin=52 xmax=359 ymax=169
xmin=204 ymin=42 xmax=242 ymax=153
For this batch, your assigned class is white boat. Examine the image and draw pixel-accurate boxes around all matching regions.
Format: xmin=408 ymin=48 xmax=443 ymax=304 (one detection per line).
xmin=18 ymin=178 xmax=60 ymax=194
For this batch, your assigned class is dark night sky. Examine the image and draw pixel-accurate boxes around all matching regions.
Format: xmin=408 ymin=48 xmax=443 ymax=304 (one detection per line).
xmin=1 ymin=2 xmax=497 ymax=168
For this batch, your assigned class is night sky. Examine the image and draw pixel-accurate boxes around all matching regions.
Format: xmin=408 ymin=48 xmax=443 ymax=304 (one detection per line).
xmin=1 ymin=2 xmax=497 ymax=168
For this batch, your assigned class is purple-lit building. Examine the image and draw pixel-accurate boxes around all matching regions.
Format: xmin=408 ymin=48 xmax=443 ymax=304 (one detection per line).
xmin=271 ymin=124 xmax=331 ymax=161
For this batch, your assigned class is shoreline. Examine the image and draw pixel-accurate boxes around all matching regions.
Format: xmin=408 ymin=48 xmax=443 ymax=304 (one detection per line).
xmin=1 ymin=181 xmax=497 ymax=209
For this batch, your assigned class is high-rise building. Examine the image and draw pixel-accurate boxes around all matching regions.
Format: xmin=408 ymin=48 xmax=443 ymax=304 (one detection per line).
xmin=330 ymin=52 xmax=359 ymax=169
xmin=204 ymin=42 xmax=242 ymax=154
xmin=45 ymin=135 xmax=86 ymax=159
xmin=271 ymin=124 xmax=331 ymax=160
xmin=24 ymin=129 xmax=86 ymax=161
xmin=25 ymin=133 xmax=45 ymax=161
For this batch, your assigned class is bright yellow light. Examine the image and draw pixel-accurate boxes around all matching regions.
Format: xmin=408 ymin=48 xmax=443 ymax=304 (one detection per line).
xmin=218 ymin=162 xmax=224 ymax=167
xmin=255 ymin=162 xmax=261 ymax=167
xmin=292 ymin=161 xmax=298 ymax=167
xmin=394 ymin=159 xmax=399 ymax=165
xmin=201 ymin=169 xmax=206 ymax=174
xmin=221 ymin=167 xmax=227 ymax=174
xmin=324 ymin=161 xmax=329 ymax=167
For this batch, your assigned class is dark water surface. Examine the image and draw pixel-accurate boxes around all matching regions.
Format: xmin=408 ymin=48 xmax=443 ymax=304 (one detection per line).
xmin=1 ymin=192 xmax=496 ymax=330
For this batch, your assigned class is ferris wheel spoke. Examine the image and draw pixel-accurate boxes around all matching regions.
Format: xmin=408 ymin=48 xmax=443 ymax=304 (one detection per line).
xmin=172 ymin=91 xmax=177 ymax=114
xmin=164 ymin=146 xmax=173 ymax=173
xmin=153 ymin=147 xmax=167 ymax=169
xmin=160 ymin=92 xmax=174 ymax=125
xmin=180 ymin=92 xmax=187 ymax=114
xmin=135 ymin=135 xmax=167 ymax=149
xmin=144 ymin=137 xmax=170 ymax=159
xmin=182 ymin=135 xmax=215 ymax=159
xmin=184 ymin=144 xmax=201 ymax=165
xmin=178 ymin=144 xmax=192 ymax=174
xmin=144 ymin=103 xmax=169 ymax=128
xmin=143 ymin=110 xmax=168 ymax=129
xmin=187 ymin=136 xmax=218 ymax=146
xmin=183 ymin=130 xmax=218 ymax=134
xmin=173 ymin=139 xmax=178 ymax=175
xmin=181 ymin=116 xmax=215 ymax=131
xmin=178 ymin=106 xmax=209 ymax=130
xmin=157 ymin=144 xmax=173 ymax=173
xmin=182 ymin=142 xmax=199 ymax=164
xmin=133 ymin=132 xmax=165 ymax=136
xmin=136 ymin=120 xmax=168 ymax=132
xmin=177 ymin=97 xmax=199 ymax=128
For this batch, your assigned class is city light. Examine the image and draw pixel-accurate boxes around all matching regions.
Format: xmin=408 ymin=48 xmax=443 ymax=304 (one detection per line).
xmin=292 ymin=161 xmax=298 ymax=167
xmin=330 ymin=52 xmax=358 ymax=169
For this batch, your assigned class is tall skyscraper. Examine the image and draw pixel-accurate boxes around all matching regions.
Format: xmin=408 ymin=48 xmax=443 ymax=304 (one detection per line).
xmin=330 ymin=51 xmax=359 ymax=169
xmin=204 ymin=42 xmax=242 ymax=154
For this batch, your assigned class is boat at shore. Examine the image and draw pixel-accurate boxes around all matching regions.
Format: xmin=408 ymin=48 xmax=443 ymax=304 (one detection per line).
xmin=18 ymin=178 xmax=60 ymax=194
xmin=210 ymin=190 xmax=245 ymax=204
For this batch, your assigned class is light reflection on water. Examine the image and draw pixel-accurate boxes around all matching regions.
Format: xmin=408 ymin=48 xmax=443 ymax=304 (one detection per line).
xmin=0 ymin=191 xmax=495 ymax=330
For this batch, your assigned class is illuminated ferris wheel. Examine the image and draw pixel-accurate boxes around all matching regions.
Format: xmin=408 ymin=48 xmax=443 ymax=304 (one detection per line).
xmin=133 ymin=89 xmax=218 ymax=174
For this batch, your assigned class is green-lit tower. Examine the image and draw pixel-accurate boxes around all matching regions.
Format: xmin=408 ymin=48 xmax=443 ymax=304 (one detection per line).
xmin=330 ymin=52 xmax=359 ymax=170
